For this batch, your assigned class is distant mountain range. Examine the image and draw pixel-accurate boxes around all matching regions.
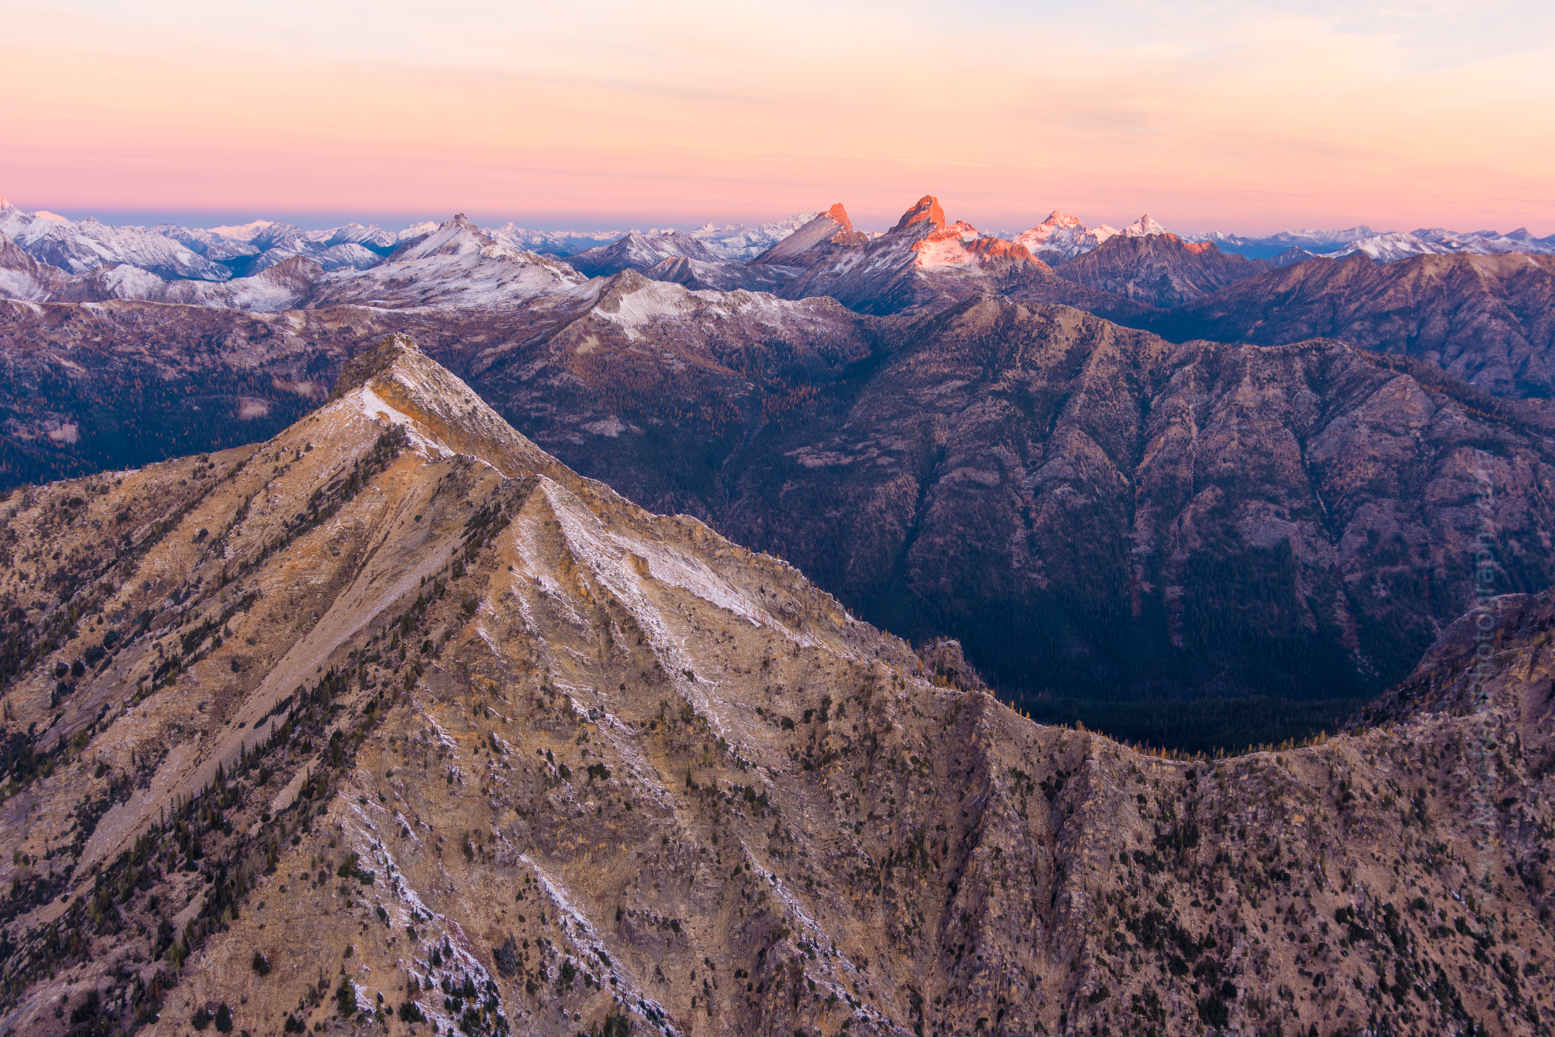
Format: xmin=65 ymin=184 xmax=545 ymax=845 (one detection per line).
xmin=3 ymin=195 xmax=1551 ymax=291
xmin=4 ymin=192 xmax=1555 ymax=736
xmin=6 ymin=197 xmax=1555 ymax=405
xmin=1192 ymin=224 xmax=1555 ymax=262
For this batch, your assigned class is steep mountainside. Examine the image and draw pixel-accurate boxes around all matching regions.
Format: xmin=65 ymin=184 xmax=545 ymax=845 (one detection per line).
xmin=1012 ymin=210 xmax=1114 ymax=265
xmin=692 ymin=298 xmax=1555 ymax=709
xmin=566 ymin=231 xmax=721 ymax=277
xmin=0 ymin=272 xmax=873 ymax=492
xmin=1 ymin=336 xmax=1552 ymax=1037
xmin=361 ymin=285 xmax=1554 ymax=712
xmin=747 ymin=204 xmax=872 ymax=268
xmin=12 ymin=205 xmax=1555 ymax=408
xmin=6 ymin=285 xmax=1555 ymax=728
xmin=769 ymin=197 xmax=1148 ymax=321
xmin=0 ymin=216 xmax=587 ymax=313
xmin=1139 ymin=253 xmax=1555 ymax=398
xmin=0 ymin=234 xmax=73 ymax=301
xmin=1326 ymin=228 xmax=1555 ymax=263
xmin=1053 ymin=233 xmax=1270 ymax=307
xmin=0 ymin=208 xmax=231 ymax=282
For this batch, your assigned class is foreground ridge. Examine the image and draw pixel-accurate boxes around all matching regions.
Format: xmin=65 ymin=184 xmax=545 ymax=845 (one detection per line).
xmin=0 ymin=336 xmax=1550 ymax=1036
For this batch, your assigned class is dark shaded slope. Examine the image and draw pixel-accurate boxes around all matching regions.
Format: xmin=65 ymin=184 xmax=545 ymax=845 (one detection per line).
xmin=702 ymin=298 xmax=1555 ymax=711
xmin=7 ymin=285 xmax=1555 ymax=750
xmin=1052 ymin=232 xmax=1270 ymax=307
xmin=1130 ymin=252 xmax=1555 ymax=398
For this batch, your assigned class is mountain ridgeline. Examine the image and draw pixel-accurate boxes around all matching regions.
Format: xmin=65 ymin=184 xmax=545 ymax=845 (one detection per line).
xmin=4 ymin=196 xmax=1555 ymax=748
xmin=0 ymin=337 xmax=1552 ymax=1037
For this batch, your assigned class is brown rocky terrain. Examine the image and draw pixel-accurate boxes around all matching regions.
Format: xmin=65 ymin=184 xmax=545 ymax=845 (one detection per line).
xmin=1137 ymin=253 xmax=1555 ymax=398
xmin=0 ymin=336 xmax=1552 ymax=1037
xmin=5 ymin=285 xmax=1555 ymax=734
xmin=1052 ymin=234 xmax=1270 ymax=307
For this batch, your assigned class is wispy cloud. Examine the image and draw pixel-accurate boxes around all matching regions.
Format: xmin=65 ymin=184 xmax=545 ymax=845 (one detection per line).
xmin=3 ymin=0 xmax=1551 ymax=233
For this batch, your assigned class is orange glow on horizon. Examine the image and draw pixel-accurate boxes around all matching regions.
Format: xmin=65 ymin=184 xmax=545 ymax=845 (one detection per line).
xmin=4 ymin=1 xmax=1553 ymax=236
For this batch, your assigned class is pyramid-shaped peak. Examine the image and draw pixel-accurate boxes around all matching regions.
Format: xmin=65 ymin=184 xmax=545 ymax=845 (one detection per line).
xmin=327 ymin=333 xmax=560 ymax=480
xmin=390 ymin=214 xmax=495 ymax=261
xmin=823 ymin=203 xmax=854 ymax=232
xmin=1123 ymin=215 xmax=1167 ymax=237
xmin=1041 ymin=210 xmax=1084 ymax=229
xmin=747 ymin=203 xmax=866 ymax=264
xmin=327 ymin=333 xmax=429 ymax=402
xmin=892 ymin=196 xmax=947 ymax=234
xmin=327 ymin=332 xmax=504 ymax=435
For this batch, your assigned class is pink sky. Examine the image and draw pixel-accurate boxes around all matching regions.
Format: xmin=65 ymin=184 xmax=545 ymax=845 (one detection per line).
xmin=5 ymin=0 xmax=1553 ymax=235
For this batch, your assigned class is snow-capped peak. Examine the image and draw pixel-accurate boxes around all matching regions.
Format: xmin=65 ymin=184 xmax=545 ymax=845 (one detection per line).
xmin=1013 ymin=210 xmax=1116 ymax=264
xmin=204 ymin=219 xmax=280 ymax=241
xmin=1040 ymin=210 xmax=1084 ymax=230
xmin=390 ymin=214 xmax=494 ymax=262
xmin=1122 ymin=215 xmax=1167 ymax=237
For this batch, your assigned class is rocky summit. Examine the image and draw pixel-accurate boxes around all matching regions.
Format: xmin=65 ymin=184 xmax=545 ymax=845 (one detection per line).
xmin=0 ymin=336 xmax=1551 ymax=1037
xmin=7 ymin=284 xmax=1555 ymax=737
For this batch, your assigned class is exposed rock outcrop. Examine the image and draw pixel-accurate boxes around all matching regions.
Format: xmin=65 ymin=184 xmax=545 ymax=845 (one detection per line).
xmin=0 ymin=337 xmax=1551 ymax=1037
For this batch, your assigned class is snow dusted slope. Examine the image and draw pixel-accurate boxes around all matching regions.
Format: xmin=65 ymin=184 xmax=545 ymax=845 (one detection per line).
xmin=690 ymin=212 xmax=816 ymax=258
xmin=310 ymin=242 xmax=384 ymax=271
xmin=0 ymin=204 xmax=443 ymax=286
xmin=1011 ymin=211 xmax=1156 ymax=265
xmin=305 ymin=214 xmax=588 ymax=308
xmin=322 ymin=222 xmax=399 ymax=249
xmin=1121 ymin=214 xmax=1166 ymax=237
xmin=388 ymin=214 xmax=498 ymax=261
xmin=748 ymin=203 xmax=870 ymax=267
xmin=1187 ymin=225 xmax=1555 ymax=263
xmin=772 ymin=195 xmax=1073 ymax=314
xmin=155 ymin=224 xmax=263 ymax=262
xmin=488 ymin=215 xmax=815 ymax=261
xmin=0 ymin=204 xmax=233 ymax=280
xmin=1327 ymin=228 xmax=1555 ymax=262
xmin=0 ymin=231 xmax=73 ymax=300
xmin=564 ymin=229 xmax=721 ymax=276
xmin=1012 ymin=211 xmax=1103 ymax=264
xmin=148 ymin=217 xmax=431 ymax=277
xmin=2 ymin=215 xmax=589 ymax=311
xmin=487 ymin=226 xmax=623 ymax=256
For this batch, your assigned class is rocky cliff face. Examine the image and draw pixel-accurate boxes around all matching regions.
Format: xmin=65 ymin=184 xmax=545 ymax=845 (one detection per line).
xmin=699 ymin=297 xmax=1555 ymax=708
xmin=0 ymin=233 xmax=74 ymax=302
xmin=764 ymin=197 xmax=1149 ymax=322
xmin=1139 ymin=252 xmax=1555 ymax=398
xmin=0 ymin=336 xmax=1552 ymax=1037
xmin=566 ymin=231 xmax=721 ymax=278
xmin=6 ymin=286 xmax=1555 ymax=724
xmin=390 ymin=285 xmax=1555 ymax=711
xmin=1053 ymin=234 xmax=1270 ymax=307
